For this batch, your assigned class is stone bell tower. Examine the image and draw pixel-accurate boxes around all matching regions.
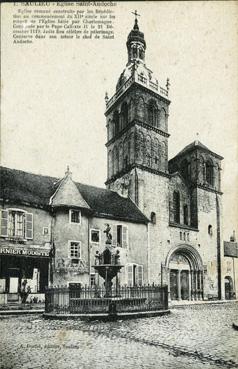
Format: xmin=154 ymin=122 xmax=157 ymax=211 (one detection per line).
xmin=105 ymin=13 xmax=171 ymax=221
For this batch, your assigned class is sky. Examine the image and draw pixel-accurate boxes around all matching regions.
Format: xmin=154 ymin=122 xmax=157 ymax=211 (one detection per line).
xmin=1 ymin=1 xmax=238 ymax=239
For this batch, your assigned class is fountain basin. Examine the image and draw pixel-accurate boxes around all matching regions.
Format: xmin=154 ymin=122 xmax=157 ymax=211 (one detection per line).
xmin=93 ymin=264 xmax=124 ymax=280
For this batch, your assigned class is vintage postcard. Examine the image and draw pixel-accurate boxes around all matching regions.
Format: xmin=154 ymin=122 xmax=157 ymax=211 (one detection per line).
xmin=0 ymin=1 xmax=238 ymax=369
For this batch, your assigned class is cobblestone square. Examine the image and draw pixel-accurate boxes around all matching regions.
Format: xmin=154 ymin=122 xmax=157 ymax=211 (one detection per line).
xmin=0 ymin=302 xmax=237 ymax=369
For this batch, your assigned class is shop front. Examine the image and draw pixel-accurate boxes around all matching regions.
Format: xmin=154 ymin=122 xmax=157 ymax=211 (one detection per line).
xmin=0 ymin=244 xmax=51 ymax=304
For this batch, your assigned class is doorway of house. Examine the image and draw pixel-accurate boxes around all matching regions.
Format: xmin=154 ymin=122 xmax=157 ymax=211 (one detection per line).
xmin=224 ymin=276 xmax=234 ymax=300
xmin=7 ymin=268 xmax=20 ymax=302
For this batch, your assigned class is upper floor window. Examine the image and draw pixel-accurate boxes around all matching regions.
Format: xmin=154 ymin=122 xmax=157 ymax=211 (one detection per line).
xmin=111 ymin=224 xmax=128 ymax=248
xmin=148 ymin=100 xmax=158 ymax=127
xmin=208 ymin=225 xmax=213 ymax=236
xmin=173 ymin=191 xmax=180 ymax=223
xmin=205 ymin=160 xmax=213 ymax=186
xmin=151 ymin=212 xmax=156 ymax=224
xmin=69 ymin=210 xmax=81 ymax=224
xmin=69 ymin=240 xmax=81 ymax=265
xmin=90 ymin=229 xmax=100 ymax=244
xmin=0 ymin=209 xmax=33 ymax=240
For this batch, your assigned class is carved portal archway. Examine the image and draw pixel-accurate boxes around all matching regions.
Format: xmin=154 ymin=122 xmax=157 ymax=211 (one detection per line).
xmin=165 ymin=244 xmax=204 ymax=301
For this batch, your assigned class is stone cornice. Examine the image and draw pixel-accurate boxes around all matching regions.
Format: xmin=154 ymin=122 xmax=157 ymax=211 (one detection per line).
xmin=105 ymin=163 xmax=170 ymax=185
xmin=135 ymin=120 xmax=170 ymax=138
xmin=169 ymin=222 xmax=199 ymax=232
xmin=196 ymin=184 xmax=223 ymax=195
xmin=105 ymin=119 xmax=169 ymax=147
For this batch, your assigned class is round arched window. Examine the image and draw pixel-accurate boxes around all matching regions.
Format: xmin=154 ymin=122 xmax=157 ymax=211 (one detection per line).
xmin=151 ymin=212 xmax=156 ymax=224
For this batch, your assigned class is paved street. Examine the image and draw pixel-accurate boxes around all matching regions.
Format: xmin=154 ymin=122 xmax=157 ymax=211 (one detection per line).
xmin=0 ymin=302 xmax=238 ymax=369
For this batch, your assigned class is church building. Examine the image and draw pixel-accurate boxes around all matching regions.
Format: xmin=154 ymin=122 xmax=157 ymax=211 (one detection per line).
xmin=1 ymin=16 xmax=235 ymax=304
xmin=104 ymin=16 xmax=225 ymax=301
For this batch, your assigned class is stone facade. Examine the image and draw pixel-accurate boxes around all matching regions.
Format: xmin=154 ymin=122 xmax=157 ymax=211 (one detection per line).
xmin=105 ymin=18 xmax=228 ymax=301
xmin=0 ymin=166 xmax=149 ymax=303
xmin=0 ymin=203 xmax=52 ymax=304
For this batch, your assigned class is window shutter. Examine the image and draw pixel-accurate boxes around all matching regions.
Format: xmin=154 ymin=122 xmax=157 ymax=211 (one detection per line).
xmin=111 ymin=225 xmax=117 ymax=246
xmin=0 ymin=210 xmax=8 ymax=237
xmin=136 ymin=265 xmax=143 ymax=286
xmin=122 ymin=226 xmax=128 ymax=248
xmin=126 ymin=264 xmax=133 ymax=286
xmin=26 ymin=213 xmax=33 ymax=239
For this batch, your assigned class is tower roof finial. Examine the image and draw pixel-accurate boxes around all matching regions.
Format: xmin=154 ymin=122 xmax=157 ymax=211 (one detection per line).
xmin=195 ymin=132 xmax=200 ymax=145
xmin=132 ymin=10 xmax=140 ymax=30
xmin=65 ymin=165 xmax=72 ymax=178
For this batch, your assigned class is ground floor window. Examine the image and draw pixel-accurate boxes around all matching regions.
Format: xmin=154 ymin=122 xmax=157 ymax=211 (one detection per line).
xmin=126 ymin=263 xmax=143 ymax=286
xmin=90 ymin=274 xmax=96 ymax=287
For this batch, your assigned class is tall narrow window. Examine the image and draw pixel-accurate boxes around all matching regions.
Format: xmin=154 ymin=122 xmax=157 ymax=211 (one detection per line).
xmin=159 ymin=108 xmax=166 ymax=130
xmin=148 ymin=100 xmax=158 ymax=127
xmin=111 ymin=224 xmax=128 ymax=248
xmin=121 ymin=102 xmax=128 ymax=129
xmin=208 ymin=225 xmax=213 ymax=236
xmin=173 ymin=191 xmax=180 ymax=223
xmin=181 ymin=159 xmax=190 ymax=180
xmin=113 ymin=110 xmax=120 ymax=136
xmin=151 ymin=212 xmax=156 ymax=224
xmin=183 ymin=205 xmax=188 ymax=225
xmin=8 ymin=211 xmax=25 ymax=237
xmin=137 ymin=265 xmax=143 ymax=286
xmin=126 ymin=264 xmax=143 ymax=286
xmin=132 ymin=45 xmax=137 ymax=59
xmin=117 ymin=225 xmax=122 ymax=246
xmin=90 ymin=274 xmax=96 ymax=287
xmin=206 ymin=160 xmax=213 ymax=186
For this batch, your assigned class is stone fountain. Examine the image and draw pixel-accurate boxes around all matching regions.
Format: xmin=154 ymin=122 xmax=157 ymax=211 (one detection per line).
xmin=93 ymin=224 xmax=124 ymax=297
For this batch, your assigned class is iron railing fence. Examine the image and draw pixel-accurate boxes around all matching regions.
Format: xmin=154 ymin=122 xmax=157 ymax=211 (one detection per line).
xmin=45 ymin=284 xmax=168 ymax=315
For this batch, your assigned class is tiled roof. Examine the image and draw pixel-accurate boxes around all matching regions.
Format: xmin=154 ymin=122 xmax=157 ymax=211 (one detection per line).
xmin=76 ymin=183 xmax=148 ymax=223
xmin=0 ymin=166 xmax=148 ymax=224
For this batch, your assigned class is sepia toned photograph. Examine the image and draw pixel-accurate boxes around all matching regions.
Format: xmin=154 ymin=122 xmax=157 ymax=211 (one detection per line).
xmin=0 ymin=1 xmax=238 ymax=368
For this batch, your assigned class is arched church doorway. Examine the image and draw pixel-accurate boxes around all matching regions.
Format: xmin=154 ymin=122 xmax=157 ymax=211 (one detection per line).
xmin=224 ymin=276 xmax=234 ymax=300
xmin=166 ymin=244 xmax=204 ymax=301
